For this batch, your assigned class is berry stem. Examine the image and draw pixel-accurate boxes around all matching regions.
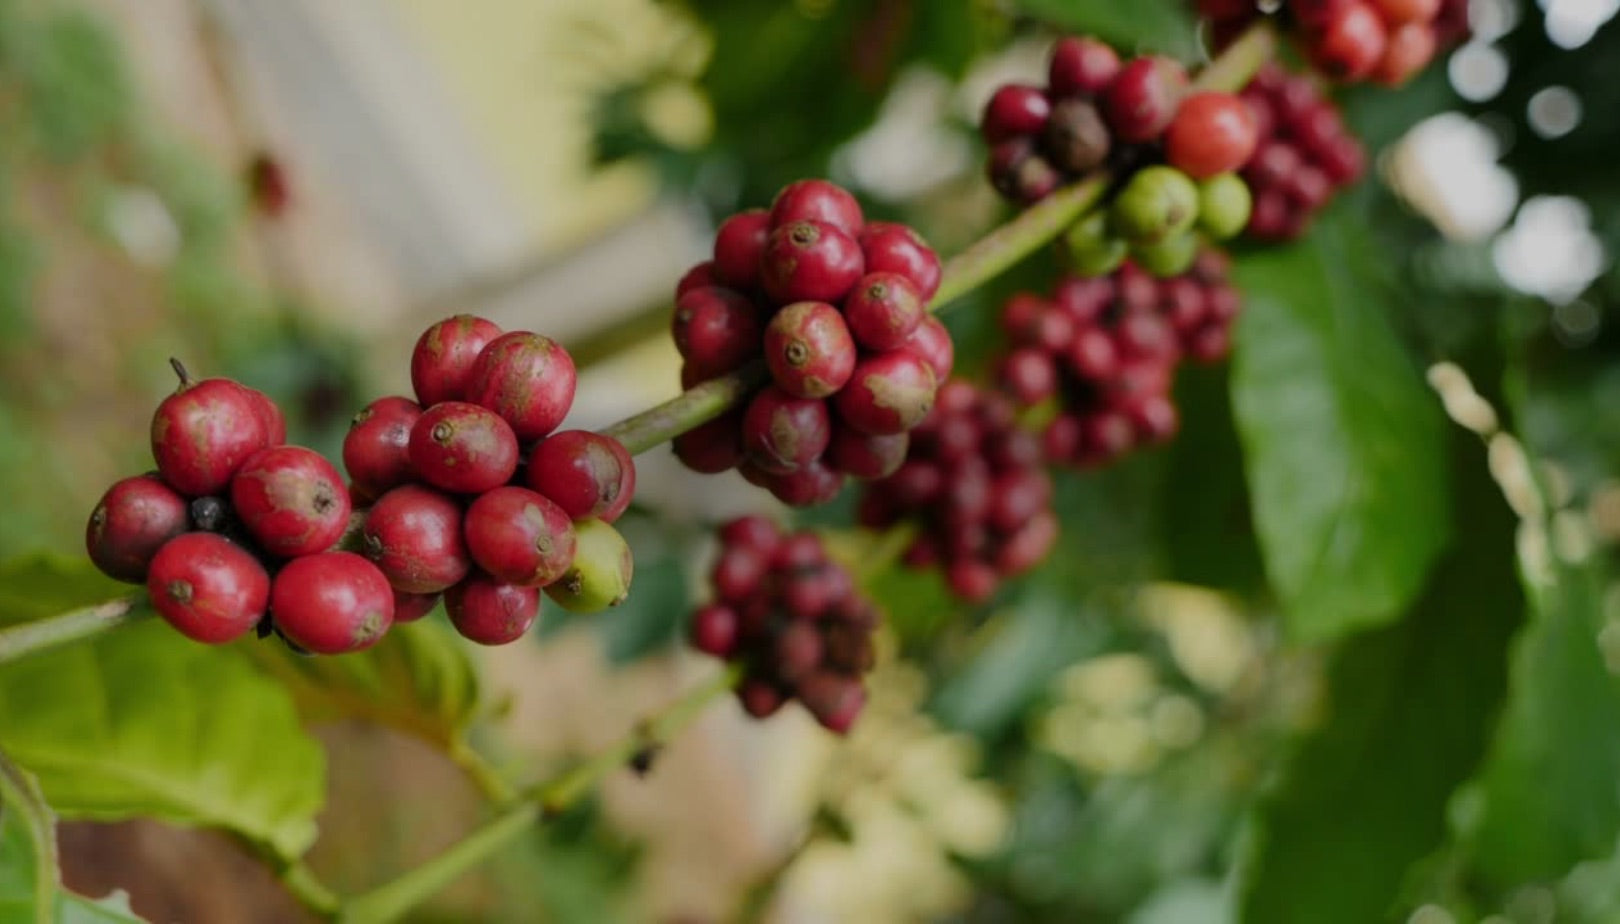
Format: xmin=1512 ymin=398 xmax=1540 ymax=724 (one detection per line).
xmin=0 ymin=596 xmax=151 ymax=665
xmin=601 ymin=360 xmax=768 ymax=455
xmin=336 ymin=662 xmax=744 ymax=924
xmin=1190 ymin=19 xmax=1279 ymax=96
xmin=280 ymin=861 xmax=342 ymax=918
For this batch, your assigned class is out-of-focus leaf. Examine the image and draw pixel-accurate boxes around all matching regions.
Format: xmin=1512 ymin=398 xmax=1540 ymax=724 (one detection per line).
xmin=1464 ymin=555 xmax=1620 ymax=888
xmin=1236 ymin=428 xmax=1524 ymax=923
xmin=246 ymin=618 xmax=480 ymax=750
xmin=1015 ymin=0 xmax=1198 ymax=59
xmin=1230 ymin=208 xmax=1449 ymax=642
xmin=0 ymin=619 xmax=324 ymax=862
xmin=1161 ymin=363 xmax=1264 ymax=594
xmin=0 ymin=555 xmax=133 ymax=630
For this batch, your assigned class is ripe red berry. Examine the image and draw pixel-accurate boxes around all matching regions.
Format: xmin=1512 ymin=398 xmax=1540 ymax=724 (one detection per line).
xmin=902 ymin=316 xmax=955 ymax=384
xmin=1311 ymin=2 xmax=1389 ymax=81
xmin=834 ymin=350 xmax=937 ymax=436
xmin=720 ymin=515 xmax=781 ymax=552
xmin=230 ymin=446 xmax=351 ymax=557
xmin=464 ymin=332 xmax=577 ymax=442
xmin=408 ymin=401 xmax=520 ymax=494
xmin=769 ymin=179 xmax=864 ymax=235
xmin=713 ymin=546 xmax=768 ymax=603
xmin=995 ymin=509 xmax=1060 ymax=575
xmin=947 ymin=558 xmax=1000 ymax=603
xmin=712 ymin=209 xmax=771 ymax=290
xmin=763 ymin=458 xmax=845 ymax=507
xmin=671 ymin=411 xmax=743 ymax=474
xmin=764 ymin=301 xmax=858 ymax=399
xmin=392 ymin=590 xmax=441 ymax=623
xmin=676 ymin=261 xmax=717 ymax=298
xmin=271 ymin=551 xmax=394 ymax=654
xmin=245 ymin=388 xmax=287 ymax=447
xmin=1371 ymin=22 xmax=1438 ymax=86
xmin=826 ymin=426 xmax=909 ymax=479
xmin=445 ymin=574 xmax=539 ymax=645
xmin=690 ymin=603 xmax=739 ymax=657
xmin=147 ymin=532 xmax=269 ymax=644
xmin=773 ymin=622 xmax=823 ymax=684
xmin=411 ymin=315 xmax=503 ymax=407
xmin=362 ymin=484 xmax=472 ymax=593
xmin=463 ymin=486 xmax=576 ymax=587
xmin=741 ymin=386 xmax=832 ymax=474
xmin=738 ymin=677 xmax=787 ymax=718
xmin=1293 ymin=0 xmax=1358 ymax=27
xmin=981 ymin=84 xmax=1052 ymax=142
xmin=672 ymin=286 xmax=764 ymax=381
xmin=151 ymin=373 xmax=271 ymax=497
xmin=999 ymin=348 xmax=1060 ymax=405
xmin=1048 ymin=36 xmax=1121 ymax=98
xmin=86 ymin=475 xmax=190 ymax=583
xmin=526 ymin=430 xmax=636 ymax=522
xmin=1370 ymin=0 xmax=1440 ymax=23
xmin=1103 ymin=56 xmax=1188 ymax=143
xmin=843 ymin=273 xmax=924 ymax=352
xmin=760 ymin=220 xmax=865 ymax=305
xmin=857 ymin=223 xmax=941 ymax=302
xmin=343 ymin=396 xmax=422 ymax=501
xmin=1166 ymin=92 xmax=1259 ymax=179
xmin=988 ymin=139 xmax=1063 ymax=203
xmin=797 ymin=670 xmax=866 ymax=734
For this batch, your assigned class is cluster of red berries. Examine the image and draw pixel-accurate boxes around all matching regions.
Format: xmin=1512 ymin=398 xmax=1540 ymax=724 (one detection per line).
xmin=1198 ymin=0 xmax=1465 ymax=86
xmin=1239 ymin=64 xmax=1366 ymax=241
xmin=856 ymin=382 xmax=1058 ymax=603
xmin=88 ymin=314 xmax=639 ymax=653
xmin=688 ymin=517 xmax=880 ymax=734
xmin=997 ymin=253 xmax=1240 ymax=467
xmin=669 ymin=179 xmax=954 ymax=507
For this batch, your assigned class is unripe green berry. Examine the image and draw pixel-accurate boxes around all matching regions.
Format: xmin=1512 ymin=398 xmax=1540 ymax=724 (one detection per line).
xmin=1110 ymin=166 xmax=1200 ymax=245
xmin=1062 ymin=211 xmax=1128 ymax=278
xmin=1197 ymin=173 xmax=1253 ymax=241
xmin=543 ymin=517 xmax=633 ymax=613
xmin=1130 ymin=231 xmax=1200 ymax=278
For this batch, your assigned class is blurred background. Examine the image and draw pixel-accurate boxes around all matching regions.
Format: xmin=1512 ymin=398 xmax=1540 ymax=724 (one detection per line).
xmin=1 ymin=0 xmax=1618 ymax=921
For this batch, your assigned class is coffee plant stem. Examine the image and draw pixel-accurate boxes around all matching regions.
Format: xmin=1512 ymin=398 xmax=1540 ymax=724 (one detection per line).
xmin=337 ymin=662 xmax=744 ymax=924
xmin=0 ymin=596 xmax=150 ymax=664
xmin=281 ymin=861 xmax=342 ymax=918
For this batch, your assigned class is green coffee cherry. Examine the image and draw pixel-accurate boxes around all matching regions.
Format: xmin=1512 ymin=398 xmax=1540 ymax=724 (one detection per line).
xmin=1110 ymin=166 xmax=1200 ymax=245
xmin=1063 ymin=211 xmax=1128 ymax=278
xmin=1197 ymin=173 xmax=1252 ymax=241
xmin=1131 ymin=230 xmax=1200 ymax=278
xmin=543 ymin=518 xmax=633 ymax=613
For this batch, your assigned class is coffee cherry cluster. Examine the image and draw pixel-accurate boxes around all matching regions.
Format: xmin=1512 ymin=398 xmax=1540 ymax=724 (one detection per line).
xmin=1197 ymin=0 xmax=1458 ymax=86
xmin=349 ymin=314 xmax=636 ymax=645
xmin=688 ymin=517 xmax=881 ymax=734
xmin=855 ymin=382 xmax=1058 ymax=603
xmin=997 ymin=252 xmax=1240 ymax=467
xmin=88 ymin=362 xmax=394 ymax=653
xmin=1066 ymin=158 xmax=1253 ymax=280
xmin=669 ymin=179 xmax=953 ymax=508
xmin=1239 ymin=64 xmax=1366 ymax=241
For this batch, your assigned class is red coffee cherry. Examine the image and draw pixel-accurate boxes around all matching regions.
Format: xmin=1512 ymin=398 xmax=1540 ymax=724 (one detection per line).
xmin=392 ymin=590 xmax=441 ymax=624
xmin=151 ymin=371 xmax=271 ymax=497
xmin=762 ymin=458 xmax=845 ymax=507
xmin=996 ymin=510 xmax=1060 ymax=576
xmin=947 ymin=559 xmax=1000 ymax=603
xmin=245 ymin=388 xmax=287 ymax=447
xmin=741 ymin=385 xmax=832 ymax=474
xmin=764 ymin=301 xmax=858 ymax=398
xmin=343 ymin=396 xmax=422 ymax=501
xmin=834 ymin=350 xmax=937 ymax=436
xmin=1043 ymin=98 xmax=1112 ymax=174
xmin=1103 ymin=56 xmax=1188 ymax=143
xmin=1310 ymin=2 xmax=1389 ymax=81
xmin=760 ymin=220 xmax=865 ymax=305
xmin=769 ymin=179 xmax=864 ymax=236
xmin=147 ymin=532 xmax=269 ymax=644
xmin=720 ymin=515 xmax=781 ymax=552
xmin=712 ymin=209 xmax=771 ymax=290
xmin=797 ymin=670 xmax=866 ymax=734
xmin=1292 ymin=0 xmax=1358 ymax=27
xmin=857 ymin=223 xmax=941 ymax=302
xmin=230 ymin=445 xmax=351 ymax=558
xmin=981 ymin=84 xmax=1052 ymax=142
xmin=843 ymin=273 xmax=924 ymax=352
xmin=1166 ymin=92 xmax=1259 ymax=179
xmin=411 ymin=315 xmax=503 ymax=407
xmin=271 ymin=551 xmax=394 ymax=654
xmin=676 ymin=261 xmax=717 ymax=298
xmin=463 ymin=486 xmax=576 ymax=587
xmin=361 ymin=484 xmax=471 ymax=593
xmin=672 ymin=286 xmax=764 ymax=381
xmin=826 ymin=426 xmax=909 ymax=479
xmin=1048 ymin=36 xmax=1122 ymax=97
xmin=1372 ymin=22 xmax=1438 ymax=86
xmin=86 ymin=474 xmax=190 ymax=583
xmin=738 ymin=677 xmax=788 ymax=718
xmin=999 ymin=348 xmax=1060 ymax=405
xmin=671 ymin=411 xmax=744 ymax=474
xmin=773 ymin=621 xmax=824 ymax=684
xmin=713 ymin=545 xmax=768 ymax=604
xmin=526 ymin=430 xmax=636 ymax=522
xmin=408 ymin=401 xmax=520 ymax=494
xmin=445 ymin=575 xmax=540 ymax=645
xmin=689 ymin=603 xmax=739 ymax=658
xmin=1370 ymin=0 xmax=1440 ymax=22
xmin=902 ymin=316 xmax=955 ymax=385
xmin=464 ymin=332 xmax=577 ymax=442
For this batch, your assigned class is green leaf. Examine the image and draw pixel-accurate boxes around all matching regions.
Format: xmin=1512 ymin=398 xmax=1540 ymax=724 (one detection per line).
xmin=1161 ymin=363 xmax=1264 ymax=594
xmin=0 ymin=554 xmax=132 ymax=629
xmin=1015 ymin=0 xmax=1198 ymax=59
xmin=0 ymin=618 xmax=325 ymax=862
xmin=1464 ymin=556 xmax=1620 ymax=887
xmin=1236 ymin=428 xmax=1525 ymax=923
xmin=1230 ymin=209 xmax=1450 ymax=641
xmin=246 ymin=618 xmax=481 ymax=751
